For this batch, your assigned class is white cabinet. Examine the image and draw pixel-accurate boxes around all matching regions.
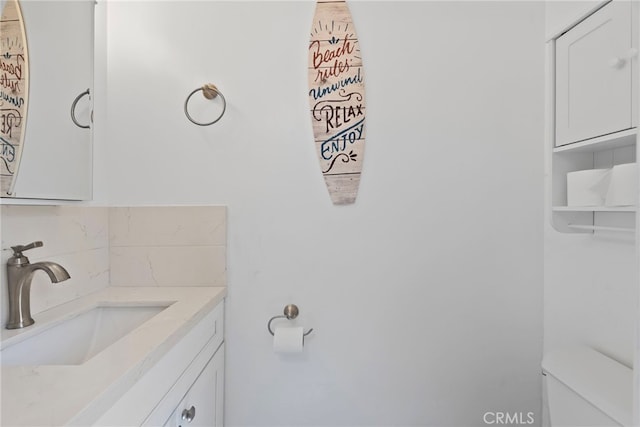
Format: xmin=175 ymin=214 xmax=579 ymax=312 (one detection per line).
xmin=555 ymin=0 xmax=636 ymax=147
xmin=549 ymin=1 xmax=638 ymax=233
xmin=96 ymin=301 xmax=225 ymax=427
xmin=163 ymin=344 xmax=224 ymax=427
xmin=5 ymin=0 xmax=93 ymax=200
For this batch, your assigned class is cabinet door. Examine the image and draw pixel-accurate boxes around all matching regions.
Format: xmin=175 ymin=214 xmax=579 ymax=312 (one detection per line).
xmin=9 ymin=0 xmax=93 ymax=200
xmin=164 ymin=344 xmax=225 ymax=427
xmin=555 ymin=1 xmax=635 ymax=146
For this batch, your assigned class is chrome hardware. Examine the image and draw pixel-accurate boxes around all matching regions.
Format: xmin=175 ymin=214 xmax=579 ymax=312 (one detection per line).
xmin=184 ymin=83 xmax=226 ymax=126
xmin=267 ymin=304 xmax=314 ymax=338
xmin=283 ymin=304 xmax=298 ymax=319
xmin=71 ymin=88 xmax=91 ymax=129
xmin=181 ymin=406 xmax=196 ymax=423
xmin=6 ymin=241 xmax=70 ymax=329
xmin=11 ymin=241 xmax=43 ymax=256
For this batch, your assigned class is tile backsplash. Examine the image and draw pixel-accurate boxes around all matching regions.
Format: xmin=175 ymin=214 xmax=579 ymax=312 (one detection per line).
xmin=0 ymin=206 xmax=110 ymax=328
xmin=0 ymin=205 xmax=226 ymax=328
xmin=109 ymin=207 xmax=226 ymax=286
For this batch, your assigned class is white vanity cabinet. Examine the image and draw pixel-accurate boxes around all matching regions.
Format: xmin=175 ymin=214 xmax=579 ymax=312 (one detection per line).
xmin=6 ymin=0 xmax=93 ymax=200
xmin=161 ymin=345 xmax=224 ymax=427
xmin=555 ymin=0 xmax=636 ymax=147
xmin=94 ymin=300 xmax=225 ymax=427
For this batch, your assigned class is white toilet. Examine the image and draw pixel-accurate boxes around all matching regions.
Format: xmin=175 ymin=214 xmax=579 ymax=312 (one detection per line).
xmin=542 ymin=346 xmax=633 ymax=427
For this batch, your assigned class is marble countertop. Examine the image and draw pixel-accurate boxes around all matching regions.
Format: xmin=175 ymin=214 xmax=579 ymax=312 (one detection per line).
xmin=1 ymin=286 xmax=226 ymax=427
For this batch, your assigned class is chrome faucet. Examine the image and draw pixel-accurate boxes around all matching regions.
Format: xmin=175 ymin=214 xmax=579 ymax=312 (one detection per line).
xmin=6 ymin=241 xmax=70 ymax=329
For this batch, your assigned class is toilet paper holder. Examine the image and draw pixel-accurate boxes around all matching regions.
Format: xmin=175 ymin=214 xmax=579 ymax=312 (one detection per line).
xmin=267 ymin=304 xmax=314 ymax=337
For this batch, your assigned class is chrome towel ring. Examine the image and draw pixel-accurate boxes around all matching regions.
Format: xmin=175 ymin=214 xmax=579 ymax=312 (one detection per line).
xmin=184 ymin=83 xmax=226 ymax=126
xmin=267 ymin=304 xmax=314 ymax=337
xmin=70 ymin=88 xmax=91 ymax=129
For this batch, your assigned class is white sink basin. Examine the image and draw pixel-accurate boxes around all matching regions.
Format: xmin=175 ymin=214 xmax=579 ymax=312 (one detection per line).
xmin=1 ymin=305 xmax=169 ymax=366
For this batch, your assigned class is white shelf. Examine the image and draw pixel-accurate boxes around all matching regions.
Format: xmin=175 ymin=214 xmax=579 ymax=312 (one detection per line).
xmin=567 ymin=224 xmax=635 ymax=233
xmin=553 ymin=206 xmax=636 ymax=212
xmin=553 ymin=128 xmax=637 ymax=154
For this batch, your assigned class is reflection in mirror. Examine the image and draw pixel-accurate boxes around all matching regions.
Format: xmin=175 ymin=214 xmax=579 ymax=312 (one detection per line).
xmin=2 ymin=0 xmax=93 ymax=200
xmin=0 ymin=0 xmax=29 ymax=196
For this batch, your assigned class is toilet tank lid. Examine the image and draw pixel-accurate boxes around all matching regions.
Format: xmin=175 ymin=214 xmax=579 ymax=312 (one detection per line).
xmin=542 ymin=346 xmax=633 ymax=427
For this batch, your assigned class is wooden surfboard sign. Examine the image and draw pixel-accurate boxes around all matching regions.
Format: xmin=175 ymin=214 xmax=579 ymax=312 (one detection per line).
xmin=308 ymin=0 xmax=365 ymax=205
xmin=0 ymin=0 xmax=28 ymax=196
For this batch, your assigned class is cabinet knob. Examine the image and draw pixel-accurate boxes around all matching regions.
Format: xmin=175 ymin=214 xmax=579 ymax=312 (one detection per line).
xmin=609 ymin=49 xmax=639 ymax=69
xmin=609 ymin=57 xmax=625 ymax=69
xmin=181 ymin=406 xmax=196 ymax=423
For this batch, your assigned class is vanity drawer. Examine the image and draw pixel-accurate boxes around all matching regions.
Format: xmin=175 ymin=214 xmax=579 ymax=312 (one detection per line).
xmin=147 ymin=342 xmax=224 ymax=427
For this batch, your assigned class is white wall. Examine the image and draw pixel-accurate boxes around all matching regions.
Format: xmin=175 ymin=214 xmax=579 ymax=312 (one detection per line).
xmin=101 ymin=1 xmax=545 ymax=425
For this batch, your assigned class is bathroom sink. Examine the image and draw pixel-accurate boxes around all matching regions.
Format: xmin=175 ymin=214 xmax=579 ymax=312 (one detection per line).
xmin=1 ymin=304 xmax=170 ymax=366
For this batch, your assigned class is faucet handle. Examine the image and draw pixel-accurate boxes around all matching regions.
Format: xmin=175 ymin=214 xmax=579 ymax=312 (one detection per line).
xmin=10 ymin=241 xmax=43 ymax=256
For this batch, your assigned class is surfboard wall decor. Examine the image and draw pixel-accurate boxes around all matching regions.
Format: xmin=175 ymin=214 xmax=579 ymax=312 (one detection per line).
xmin=0 ymin=0 xmax=28 ymax=196
xmin=308 ymin=0 xmax=365 ymax=205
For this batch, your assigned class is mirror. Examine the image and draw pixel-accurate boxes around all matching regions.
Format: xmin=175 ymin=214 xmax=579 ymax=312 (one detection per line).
xmin=0 ymin=0 xmax=27 ymax=196
xmin=1 ymin=0 xmax=93 ymax=200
